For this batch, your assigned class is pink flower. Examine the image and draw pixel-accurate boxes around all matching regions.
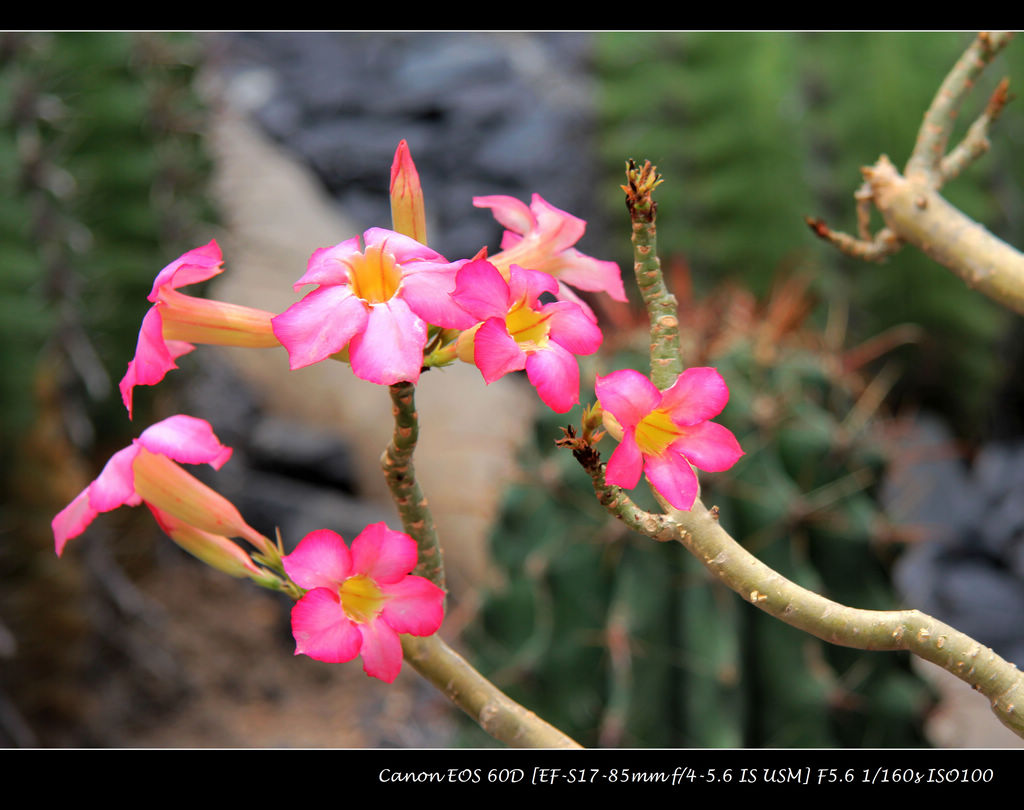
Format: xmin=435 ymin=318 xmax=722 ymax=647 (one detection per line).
xmin=271 ymin=229 xmax=474 ymax=384
xmin=283 ymin=524 xmax=445 ymax=683
xmin=52 ymin=415 xmax=272 ymax=558
xmin=120 ymin=240 xmax=280 ymax=419
xmin=452 ymin=259 xmax=603 ymax=413
xmin=475 ymin=193 xmax=626 ymax=317
xmin=595 ymin=368 xmax=744 ymax=511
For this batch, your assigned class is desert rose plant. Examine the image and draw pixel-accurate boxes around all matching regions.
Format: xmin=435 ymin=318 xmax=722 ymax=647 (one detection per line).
xmin=53 ymin=32 xmax=1024 ymax=746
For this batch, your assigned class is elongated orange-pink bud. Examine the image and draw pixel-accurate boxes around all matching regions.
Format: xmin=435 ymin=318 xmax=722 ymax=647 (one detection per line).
xmin=390 ymin=139 xmax=427 ymax=244
xmin=148 ymin=505 xmax=270 ymax=582
xmin=132 ymin=448 xmax=274 ymax=557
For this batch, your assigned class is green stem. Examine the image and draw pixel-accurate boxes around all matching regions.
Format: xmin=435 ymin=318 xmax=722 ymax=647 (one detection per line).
xmin=402 ymin=635 xmax=582 ymax=748
xmin=564 ymin=154 xmax=1024 ymax=739
xmin=381 ymin=382 xmax=444 ymax=590
xmin=623 ymin=159 xmax=682 ymax=390
xmin=905 ymin=31 xmax=1014 ymax=185
xmin=579 ymin=456 xmax=1024 ymax=738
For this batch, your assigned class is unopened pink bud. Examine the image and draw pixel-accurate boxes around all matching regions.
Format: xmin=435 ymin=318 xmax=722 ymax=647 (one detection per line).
xmin=390 ymin=140 xmax=427 ymax=244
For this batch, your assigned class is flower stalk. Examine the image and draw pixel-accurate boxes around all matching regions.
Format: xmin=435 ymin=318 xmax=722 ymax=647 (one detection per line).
xmin=808 ymin=32 xmax=1024 ymax=315
xmin=622 ymin=159 xmax=681 ymax=389
xmin=560 ymin=156 xmax=1024 ymax=740
xmin=401 ymin=634 xmax=582 ymax=748
xmin=381 ymin=382 xmax=444 ymax=590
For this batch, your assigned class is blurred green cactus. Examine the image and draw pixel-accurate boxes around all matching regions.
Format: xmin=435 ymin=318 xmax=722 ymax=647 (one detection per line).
xmin=595 ymin=31 xmax=1022 ymax=435
xmin=0 ymin=32 xmax=212 ymax=745
xmin=467 ymin=274 xmax=930 ymax=747
xmin=0 ymin=32 xmax=212 ymax=452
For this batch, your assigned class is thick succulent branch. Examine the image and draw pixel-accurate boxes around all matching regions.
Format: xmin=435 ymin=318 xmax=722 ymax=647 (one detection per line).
xmin=808 ymin=32 xmax=1024 ymax=316
xmin=623 ymin=159 xmax=681 ymax=389
xmin=905 ymin=31 xmax=1013 ymax=184
xmin=577 ymin=450 xmax=1024 ymax=738
xmin=572 ymin=154 xmax=1024 ymax=739
xmin=401 ymin=635 xmax=582 ymax=748
xmin=384 ymin=382 xmax=581 ymax=748
xmin=866 ymin=155 xmax=1024 ymax=314
xmin=381 ymin=382 xmax=444 ymax=589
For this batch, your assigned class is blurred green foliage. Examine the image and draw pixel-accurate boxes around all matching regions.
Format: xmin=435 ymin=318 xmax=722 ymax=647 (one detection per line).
xmin=594 ymin=32 xmax=1024 ymax=434
xmin=0 ymin=32 xmax=212 ymax=457
xmin=0 ymin=33 xmax=213 ymax=743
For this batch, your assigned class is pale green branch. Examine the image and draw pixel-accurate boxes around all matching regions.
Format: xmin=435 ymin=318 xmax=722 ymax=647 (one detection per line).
xmin=402 ymin=634 xmax=582 ymax=748
xmin=808 ymin=32 xmax=1024 ymax=316
xmin=579 ymin=458 xmax=1024 ymax=738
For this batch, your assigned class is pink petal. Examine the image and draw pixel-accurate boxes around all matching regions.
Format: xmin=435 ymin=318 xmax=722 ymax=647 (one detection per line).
xmin=552 ymin=281 xmax=598 ymax=322
xmin=379 ymin=575 xmax=445 ymax=636
xmin=400 ymin=261 xmax=477 ymax=330
xmin=528 ymin=194 xmax=587 ymax=254
xmin=546 ymin=301 xmax=603 ymax=355
xmin=149 ymin=240 xmax=223 ymax=300
xmin=671 ymin=420 xmax=744 ymax=473
xmin=138 ymin=415 xmax=233 ymax=469
xmin=452 ymin=259 xmax=511 ymax=321
xmin=350 ymin=523 xmax=418 ymax=584
xmin=87 ymin=445 xmax=142 ymax=511
xmin=283 ymin=529 xmax=354 ymax=590
xmin=348 ymin=298 xmax=427 ymax=384
xmin=644 ymin=451 xmax=700 ymax=511
xmin=120 ymin=306 xmax=195 ymax=418
xmin=546 ymin=249 xmax=627 ymax=301
xmin=507 ymin=265 xmax=559 ymax=305
xmin=660 ymin=367 xmax=730 ymax=425
xmin=272 ymin=286 xmax=367 ymax=370
xmin=604 ymin=431 xmax=644 ymax=490
xmin=52 ymin=489 xmax=98 ymax=556
xmin=291 ymin=588 xmax=363 ymax=664
xmin=524 ymin=344 xmax=580 ymax=413
xmin=472 ymin=318 xmax=525 ymax=383
xmin=595 ymin=369 xmax=661 ymax=429
xmin=357 ymin=618 xmax=403 ymax=683
xmin=473 ymin=195 xmax=535 ymax=236
xmin=296 ymin=237 xmax=362 ymax=288
xmin=363 ymin=227 xmax=445 ymax=266
xmin=499 ymin=231 xmax=522 ymax=251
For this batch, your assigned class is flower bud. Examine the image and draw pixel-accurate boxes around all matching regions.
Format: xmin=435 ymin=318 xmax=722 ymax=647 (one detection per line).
xmin=389 ymin=140 xmax=427 ymax=244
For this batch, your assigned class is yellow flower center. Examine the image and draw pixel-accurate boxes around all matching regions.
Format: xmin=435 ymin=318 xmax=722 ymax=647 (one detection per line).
xmin=338 ymin=574 xmax=385 ymax=623
xmin=634 ymin=409 xmax=682 ymax=457
xmin=504 ymin=298 xmax=551 ymax=351
xmin=348 ymin=244 xmax=402 ymax=305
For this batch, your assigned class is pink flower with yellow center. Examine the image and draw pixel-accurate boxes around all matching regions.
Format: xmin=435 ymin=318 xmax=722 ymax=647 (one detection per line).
xmin=475 ymin=193 xmax=626 ymax=318
xmin=596 ymin=368 xmax=744 ymax=511
xmin=52 ymin=415 xmax=272 ymax=558
xmin=452 ymin=259 xmax=603 ymax=413
xmin=120 ymin=240 xmax=280 ymax=419
xmin=271 ymin=228 xmax=474 ymax=384
xmin=283 ymin=524 xmax=445 ymax=683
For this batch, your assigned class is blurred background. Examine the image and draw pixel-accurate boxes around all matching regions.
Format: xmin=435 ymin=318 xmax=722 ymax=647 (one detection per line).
xmin=2 ymin=31 xmax=1023 ymax=748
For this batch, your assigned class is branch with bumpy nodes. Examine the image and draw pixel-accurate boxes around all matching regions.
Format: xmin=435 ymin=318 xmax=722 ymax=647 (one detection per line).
xmin=564 ymin=425 xmax=1024 ymax=739
xmin=561 ymin=156 xmax=1024 ymax=740
xmin=623 ymin=159 xmax=681 ymax=389
xmin=381 ymin=381 xmax=445 ymax=589
xmin=401 ymin=634 xmax=582 ymax=748
xmin=382 ymin=381 xmax=582 ymax=748
xmin=807 ymin=32 xmax=1024 ymax=315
